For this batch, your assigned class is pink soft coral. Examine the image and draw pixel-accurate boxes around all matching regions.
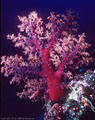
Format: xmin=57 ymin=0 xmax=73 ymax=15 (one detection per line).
xmin=1 ymin=11 xmax=92 ymax=102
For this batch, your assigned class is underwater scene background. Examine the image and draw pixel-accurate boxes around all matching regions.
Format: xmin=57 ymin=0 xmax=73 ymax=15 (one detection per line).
xmin=1 ymin=0 xmax=95 ymax=120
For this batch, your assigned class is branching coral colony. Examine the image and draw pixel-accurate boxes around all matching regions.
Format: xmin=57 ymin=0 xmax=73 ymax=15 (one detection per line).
xmin=1 ymin=11 xmax=95 ymax=120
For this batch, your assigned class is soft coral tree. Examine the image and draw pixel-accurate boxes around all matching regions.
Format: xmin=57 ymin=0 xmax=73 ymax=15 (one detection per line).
xmin=1 ymin=11 xmax=93 ymax=104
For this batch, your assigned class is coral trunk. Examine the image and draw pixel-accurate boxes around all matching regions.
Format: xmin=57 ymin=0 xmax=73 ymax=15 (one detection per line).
xmin=42 ymin=49 xmax=64 ymax=102
xmin=47 ymin=77 xmax=63 ymax=102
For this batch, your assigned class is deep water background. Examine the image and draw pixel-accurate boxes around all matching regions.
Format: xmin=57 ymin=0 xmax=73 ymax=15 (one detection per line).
xmin=1 ymin=0 xmax=95 ymax=120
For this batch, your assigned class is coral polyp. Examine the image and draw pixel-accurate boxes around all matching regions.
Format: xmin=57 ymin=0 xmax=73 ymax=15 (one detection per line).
xmin=1 ymin=11 xmax=95 ymax=120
